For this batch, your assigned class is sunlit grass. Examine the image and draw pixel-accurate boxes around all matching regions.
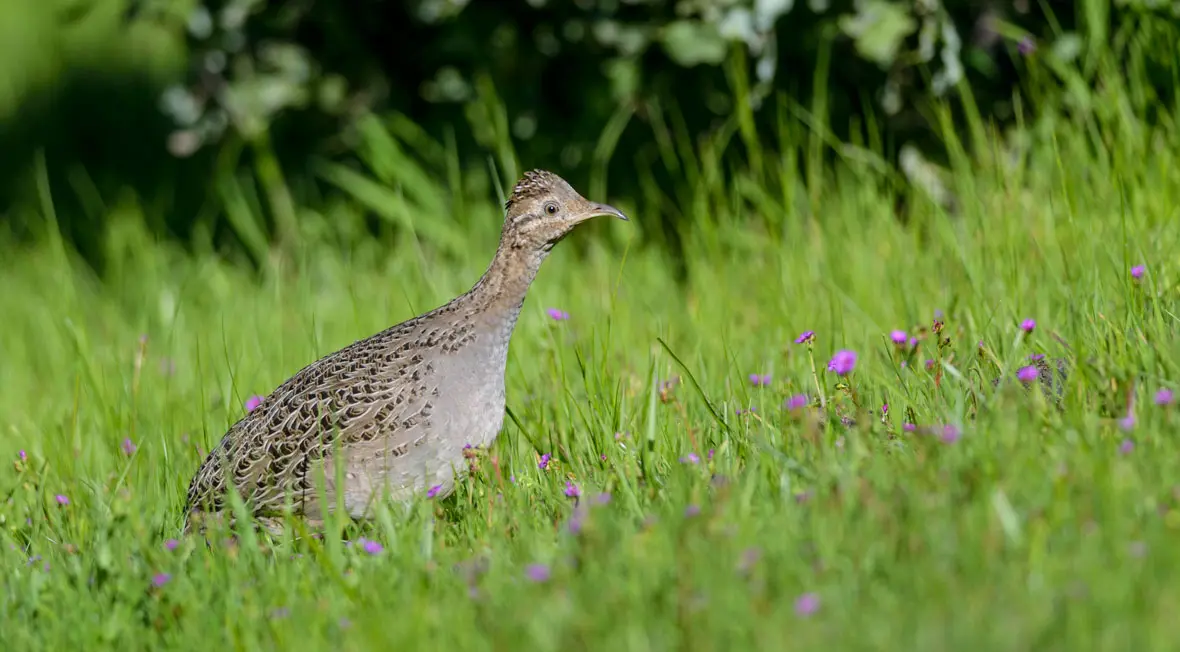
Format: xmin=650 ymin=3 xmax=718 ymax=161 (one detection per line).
xmin=2 ymin=114 xmax=1180 ymax=649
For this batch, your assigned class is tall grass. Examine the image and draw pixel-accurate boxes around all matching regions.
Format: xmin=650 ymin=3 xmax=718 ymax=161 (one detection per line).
xmin=3 ymin=44 xmax=1180 ymax=652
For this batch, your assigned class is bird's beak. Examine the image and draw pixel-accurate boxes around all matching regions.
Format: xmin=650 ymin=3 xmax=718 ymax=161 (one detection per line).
xmin=585 ymin=202 xmax=629 ymax=221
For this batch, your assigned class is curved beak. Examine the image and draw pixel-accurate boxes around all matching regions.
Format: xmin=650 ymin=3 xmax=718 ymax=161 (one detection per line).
xmin=586 ymin=202 xmax=629 ymax=221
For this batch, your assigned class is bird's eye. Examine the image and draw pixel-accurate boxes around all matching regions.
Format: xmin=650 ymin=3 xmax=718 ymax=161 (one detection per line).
xmin=544 ymin=202 xmax=559 ymax=215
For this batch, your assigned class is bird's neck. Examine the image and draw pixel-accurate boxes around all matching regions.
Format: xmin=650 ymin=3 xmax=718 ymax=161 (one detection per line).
xmin=462 ymin=240 xmax=550 ymax=331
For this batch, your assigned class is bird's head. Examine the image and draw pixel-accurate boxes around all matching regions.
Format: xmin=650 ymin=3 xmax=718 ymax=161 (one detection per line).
xmin=501 ymin=170 xmax=627 ymax=250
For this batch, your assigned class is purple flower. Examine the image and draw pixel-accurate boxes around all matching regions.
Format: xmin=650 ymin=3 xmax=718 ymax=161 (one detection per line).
xmin=55 ymin=494 xmax=69 ymax=506
xmin=546 ymin=308 xmax=570 ymax=321
xmin=794 ymin=592 xmax=821 ymax=617
xmin=680 ymin=452 xmax=700 ymax=465
xmin=538 ymin=453 xmax=552 ymax=470
xmin=567 ymin=503 xmax=588 ymax=534
xmin=593 ymin=492 xmax=612 ymax=505
xmin=525 ymin=563 xmax=550 ymax=582
xmin=748 ymin=373 xmax=772 ymax=387
xmin=902 ymin=423 xmax=917 ymax=433
xmin=684 ymin=504 xmax=701 ymax=518
xmin=827 ymin=350 xmax=857 ymax=376
xmin=1118 ymin=438 xmax=1134 ymax=455
xmin=360 ymin=538 xmax=383 ymax=555
xmin=152 ymin=573 xmax=171 ymax=588
xmin=940 ymin=425 xmax=961 ymax=444
xmin=737 ymin=547 xmax=761 ymax=573
xmin=1017 ymin=36 xmax=1036 ymax=55
xmin=1155 ymin=388 xmax=1174 ymax=406
xmin=18 ymin=450 xmax=26 ymax=462
xmin=164 ymin=539 xmax=179 ymax=551
xmin=426 ymin=484 xmax=443 ymax=499
xmin=1020 ymin=319 xmax=1036 ymax=334
xmin=1119 ymin=414 xmax=1135 ymax=432
xmin=1131 ymin=265 xmax=1145 ymax=279
xmin=925 ymin=359 xmax=935 ymax=370
xmin=1028 ymin=353 xmax=1045 ymax=361
xmin=121 ymin=438 xmax=137 ymax=456
xmin=889 ymin=330 xmax=908 ymax=345
xmin=245 ymin=395 xmax=264 ymax=412
xmin=881 ymin=403 xmax=889 ymax=416
xmin=564 ymin=481 xmax=581 ymax=498
xmin=1016 ymin=366 xmax=1038 ymax=383
xmin=784 ymin=394 xmax=808 ymax=411
xmin=794 ymin=330 xmax=815 ymax=344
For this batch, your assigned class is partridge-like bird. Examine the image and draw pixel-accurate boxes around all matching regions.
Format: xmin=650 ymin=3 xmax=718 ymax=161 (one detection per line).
xmin=183 ymin=170 xmax=627 ymax=534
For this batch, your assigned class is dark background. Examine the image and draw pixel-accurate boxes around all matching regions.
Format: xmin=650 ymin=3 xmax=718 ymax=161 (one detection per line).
xmin=0 ymin=0 xmax=1175 ymax=270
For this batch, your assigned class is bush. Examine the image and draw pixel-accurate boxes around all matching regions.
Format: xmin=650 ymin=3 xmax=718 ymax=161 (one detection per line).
xmin=1 ymin=0 xmax=1178 ymax=267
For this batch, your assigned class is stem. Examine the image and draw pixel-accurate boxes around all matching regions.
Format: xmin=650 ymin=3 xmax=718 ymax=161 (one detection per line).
xmin=807 ymin=345 xmax=827 ymax=408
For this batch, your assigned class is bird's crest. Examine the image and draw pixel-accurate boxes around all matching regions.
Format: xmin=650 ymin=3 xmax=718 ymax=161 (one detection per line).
xmin=505 ymin=169 xmax=560 ymax=210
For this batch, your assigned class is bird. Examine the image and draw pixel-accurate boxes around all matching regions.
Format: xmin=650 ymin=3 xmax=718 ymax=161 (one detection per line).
xmin=182 ymin=170 xmax=627 ymax=535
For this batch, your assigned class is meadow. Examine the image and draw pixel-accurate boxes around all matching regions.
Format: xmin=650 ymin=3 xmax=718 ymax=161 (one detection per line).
xmin=2 ymin=104 xmax=1179 ymax=649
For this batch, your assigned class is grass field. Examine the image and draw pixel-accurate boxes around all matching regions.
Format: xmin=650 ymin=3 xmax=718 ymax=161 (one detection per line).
xmin=2 ymin=106 xmax=1180 ymax=649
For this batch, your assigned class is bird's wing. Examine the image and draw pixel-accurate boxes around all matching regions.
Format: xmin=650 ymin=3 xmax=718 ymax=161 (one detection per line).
xmin=185 ymin=323 xmax=441 ymax=517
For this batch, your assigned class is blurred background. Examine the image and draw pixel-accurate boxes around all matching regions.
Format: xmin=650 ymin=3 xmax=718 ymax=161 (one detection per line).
xmin=0 ymin=0 xmax=1176 ymax=273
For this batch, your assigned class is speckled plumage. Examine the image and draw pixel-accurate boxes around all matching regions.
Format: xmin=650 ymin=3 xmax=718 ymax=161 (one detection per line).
xmin=183 ymin=170 xmax=626 ymax=534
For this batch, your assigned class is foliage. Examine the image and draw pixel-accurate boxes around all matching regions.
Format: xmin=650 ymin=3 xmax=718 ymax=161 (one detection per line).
xmin=1 ymin=0 xmax=1178 ymax=267
xmin=1 ymin=92 xmax=1179 ymax=647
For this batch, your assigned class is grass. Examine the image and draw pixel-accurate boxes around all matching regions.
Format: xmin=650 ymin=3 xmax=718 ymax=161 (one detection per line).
xmin=2 ymin=101 xmax=1180 ymax=650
